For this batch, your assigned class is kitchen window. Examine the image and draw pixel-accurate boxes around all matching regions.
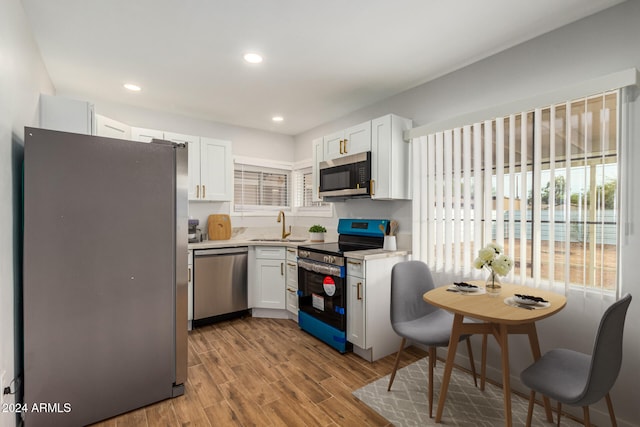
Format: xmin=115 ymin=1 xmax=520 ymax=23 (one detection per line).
xmin=413 ymin=90 xmax=622 ymax=294
xmin=293 ymin=166 xmax=331 ymax=214
xmin=233 ymin=162 xmax=290 ymax=212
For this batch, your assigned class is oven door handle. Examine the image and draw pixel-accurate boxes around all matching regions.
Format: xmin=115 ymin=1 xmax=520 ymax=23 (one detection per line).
xmin=298 ymin=259 xmax=344 ymax=278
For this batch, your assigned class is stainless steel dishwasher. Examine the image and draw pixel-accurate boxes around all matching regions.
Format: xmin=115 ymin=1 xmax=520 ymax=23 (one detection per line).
xmin=193 ymin=247 xmax=248 ymax=325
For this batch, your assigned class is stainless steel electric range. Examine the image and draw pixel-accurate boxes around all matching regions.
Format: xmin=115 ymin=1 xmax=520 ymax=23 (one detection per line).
xmin=297 ymin=218 xmax=389 ymax=353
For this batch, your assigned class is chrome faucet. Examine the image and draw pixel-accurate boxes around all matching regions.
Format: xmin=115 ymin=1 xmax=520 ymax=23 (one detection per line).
xmin=277 ymin=210 xmax=291 ymax=239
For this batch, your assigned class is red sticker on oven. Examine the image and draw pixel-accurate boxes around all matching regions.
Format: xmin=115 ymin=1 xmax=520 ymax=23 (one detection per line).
xmin=323 ymin=276 xmax=336 ymax=296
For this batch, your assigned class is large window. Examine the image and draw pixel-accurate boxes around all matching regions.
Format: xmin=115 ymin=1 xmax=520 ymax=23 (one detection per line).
xmin=234 ymin=163 xmax=290 ymax=212
xmin=415 ymin=91 xmax=619 ymax=292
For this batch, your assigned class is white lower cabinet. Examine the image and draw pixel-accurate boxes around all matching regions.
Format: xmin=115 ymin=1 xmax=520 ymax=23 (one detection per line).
xmin=346 ymin=255 xmax=407 ymax=362
xmin=253 ymin=247 xmax=286 ymax=309
xmin=347 ymin=275 xmax=365 ymax=347
xmin=285 ymin=247 xmax=298 ymax=317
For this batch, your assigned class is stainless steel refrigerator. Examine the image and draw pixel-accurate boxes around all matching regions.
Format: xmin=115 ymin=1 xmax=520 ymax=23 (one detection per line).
xmin=22 ymin=127 xmax=188 ymax=426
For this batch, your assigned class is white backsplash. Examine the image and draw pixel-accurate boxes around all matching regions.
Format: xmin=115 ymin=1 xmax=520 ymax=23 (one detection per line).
xmin=187 ymin=198 xmax=412 ymax=249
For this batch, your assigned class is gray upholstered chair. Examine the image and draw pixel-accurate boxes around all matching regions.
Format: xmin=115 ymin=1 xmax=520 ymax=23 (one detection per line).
xmin=520 ymin=293 xmax=632 ymax=427
xmin=387 ymin=260 xmax=479 ymax=418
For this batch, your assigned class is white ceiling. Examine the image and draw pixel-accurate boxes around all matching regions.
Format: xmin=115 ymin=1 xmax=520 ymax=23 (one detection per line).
xmin=21 ymin=0 xmax=624 ymax=136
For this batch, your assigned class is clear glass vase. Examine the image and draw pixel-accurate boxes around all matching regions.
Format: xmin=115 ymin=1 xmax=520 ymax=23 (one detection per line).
xmin=485 ymin=269 xmax=502 ymax=297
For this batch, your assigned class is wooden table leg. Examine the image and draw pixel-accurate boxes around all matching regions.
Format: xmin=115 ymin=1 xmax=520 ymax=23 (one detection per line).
xmin=525 ymin=323 xmax=553 ymax=422
xmin=499 ymin=323 xmax=512 ymax=427
xmin=480 ymin=333 xmax=487 ymax=391
xmin=434 ymin=313 xmax=463 ymax=423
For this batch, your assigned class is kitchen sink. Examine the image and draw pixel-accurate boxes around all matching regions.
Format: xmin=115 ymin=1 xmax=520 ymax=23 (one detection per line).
xmin=249 ymin=238 xmax=307 ymax=242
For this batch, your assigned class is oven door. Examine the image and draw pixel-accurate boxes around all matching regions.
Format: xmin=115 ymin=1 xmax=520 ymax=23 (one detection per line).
xmin=319 ymin=151 xmax=371 ymax=198
xmin=298 ymin=259 xmax=346 ymax=331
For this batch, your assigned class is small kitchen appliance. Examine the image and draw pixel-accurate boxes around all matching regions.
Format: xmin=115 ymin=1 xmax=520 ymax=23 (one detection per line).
xmin=297 ymin=218 xmax=388 ymax=353
xmin=188 ymin=219 xmax=200 ymax=242
xmin=319 ymin=151 xmax=372 ymax=200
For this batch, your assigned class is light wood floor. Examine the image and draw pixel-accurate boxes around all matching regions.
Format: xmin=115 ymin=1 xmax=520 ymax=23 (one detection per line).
xmin=92 ymin=316 xmax=427 ymax=427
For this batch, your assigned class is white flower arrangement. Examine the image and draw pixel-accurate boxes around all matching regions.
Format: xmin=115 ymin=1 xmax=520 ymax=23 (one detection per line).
xmin=473 ymin=243 xmax=513 ymax=277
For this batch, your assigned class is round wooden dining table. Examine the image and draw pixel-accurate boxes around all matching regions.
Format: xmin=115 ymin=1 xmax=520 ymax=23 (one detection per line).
xmin=423 ymin=282 xmax=567 ymax=427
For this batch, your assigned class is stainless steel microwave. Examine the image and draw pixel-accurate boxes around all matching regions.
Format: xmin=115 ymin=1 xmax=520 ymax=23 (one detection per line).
xmin=319 ymin=151 xmax=371 ymax=199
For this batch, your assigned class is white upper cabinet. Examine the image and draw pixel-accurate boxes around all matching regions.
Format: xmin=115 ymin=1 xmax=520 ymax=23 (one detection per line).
xmin=312 ymin=113 xmax=412 ymax=201
xmin=162 ymin=133 xmax=232 ymax=201
xmin=163 ymin=132 xmax=202 ymax=200
xmin=196 ymin=137 xmax=233 ymax=201
xmin=371 ymin=114 xmax=412 ymax=200
xmin=311 ymin=137 xmax=324 ymax=203
xmin=323 ymin=120 xmax=371 ymax=159
xmin=131 ymin=127 xmax=164 ymax=143
xmin=95 ymin=114 xmax=131 ymax=140
xmin=39 ymin=94 xmax=95 ymax=135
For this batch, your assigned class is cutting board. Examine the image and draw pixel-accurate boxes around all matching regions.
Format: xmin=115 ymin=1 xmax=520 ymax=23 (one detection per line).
xmin=208 ymin=214 xmax=232 ymax=240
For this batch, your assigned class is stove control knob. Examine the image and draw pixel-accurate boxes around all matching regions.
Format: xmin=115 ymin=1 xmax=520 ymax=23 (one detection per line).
xmin=300 ymin=250 xmax=310 ymax=258
xmin=329 ymin=256 xmax=335 ymax=263
xmin=323 ymin=255 xmax=329 ymax=263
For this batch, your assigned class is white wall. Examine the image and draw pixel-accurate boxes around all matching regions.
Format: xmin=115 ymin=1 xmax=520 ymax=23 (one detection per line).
xmin=0 ymin=1 xmax=54 ymax=426
xmin=295 ymin=1 xmax=640 ymax=425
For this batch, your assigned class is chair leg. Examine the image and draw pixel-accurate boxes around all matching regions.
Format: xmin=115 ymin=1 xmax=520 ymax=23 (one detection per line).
xmin=387 ymin=337 xmax=406 ymax=391
xmin=465 ymin=337 xmax=478 ymax=387
xmin=583 ymin=406 xmax=591 ymax=427
xmin=525 ymin=390 xmax=535 ymax=427
xmin=557 ymin=401 xmax=562 ymax=427
xmin=605 ymin=393 xmax=617 ymax=427
xmin=428 ymin=346 xmax=436 ymax=418
xmin=480 ymin=333 xmax=487 ymax=391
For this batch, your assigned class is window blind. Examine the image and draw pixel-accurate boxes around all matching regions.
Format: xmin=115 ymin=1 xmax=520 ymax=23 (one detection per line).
xmin=413 ymin=91 xmax=619 ymax=293
xmin=293 ymin=167 xmax=330 ymax=210
xmin=234 ymin=163 xmax=290 ymax=211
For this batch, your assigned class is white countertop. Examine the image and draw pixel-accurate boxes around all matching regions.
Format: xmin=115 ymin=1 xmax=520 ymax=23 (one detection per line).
xmin=188 ymin=237 xmax=307 ymax=250
xmin=343 ymin=248 xmax=411 ymax=260
xmin=188 ymin=238 xmax=410 ymax=260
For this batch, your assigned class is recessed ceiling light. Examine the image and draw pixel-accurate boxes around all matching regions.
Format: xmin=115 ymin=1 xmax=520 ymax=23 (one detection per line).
xmin=243 ymin=53 xmax=263 ymax=64
xmin=124 ymin=83 xmax=141 ymax=92
xmin=272 ymin=116 xmax=284 ymax=122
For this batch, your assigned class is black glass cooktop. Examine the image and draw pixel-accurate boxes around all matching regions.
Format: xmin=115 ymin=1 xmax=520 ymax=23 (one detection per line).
xmin=299 ymin=234 xmax=384 ymax=256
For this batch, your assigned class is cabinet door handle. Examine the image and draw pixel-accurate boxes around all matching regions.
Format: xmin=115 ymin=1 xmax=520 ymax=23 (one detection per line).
xmin=370 ymin=179 xmax=375 ymax=196
xmin=347 ymin=260 xmax=362 ymax=266
xmin=287 ymin=287 xmax=296 ymax=292
xmin=339 ymin=139 xmax=344 ymax=154
xmin=287 ymin=262 xmax=297 ymax=267
xmin=188 ymin=267 xmax=191 ymax=282
xmin=196 ymin=185 xmax=200 ymax=198
xmin=281 ymin=262 xmax=284 ymax=276
xmin=318 ymin=186 xmax=320 ymax=198
xmin=202 ymin=185 xmax=206 ymax=198
xmin=343 ymin=138 xmax=348 ymax=153
xmin=357 ymin=282 xmax=362 ymax=300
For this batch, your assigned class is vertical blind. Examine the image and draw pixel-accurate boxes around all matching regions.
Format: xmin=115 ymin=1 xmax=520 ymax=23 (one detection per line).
xmin=412 ymin=91 xmax=619 ymax=293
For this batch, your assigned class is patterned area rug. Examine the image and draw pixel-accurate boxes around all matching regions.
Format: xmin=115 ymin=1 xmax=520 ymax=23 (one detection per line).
xmin=353 ymin=358 xmax=581 ymax=426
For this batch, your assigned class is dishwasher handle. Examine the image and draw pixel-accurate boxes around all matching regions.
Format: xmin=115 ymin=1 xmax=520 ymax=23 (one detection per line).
xmin=194 ymin=247 xmax=249 ymax=257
